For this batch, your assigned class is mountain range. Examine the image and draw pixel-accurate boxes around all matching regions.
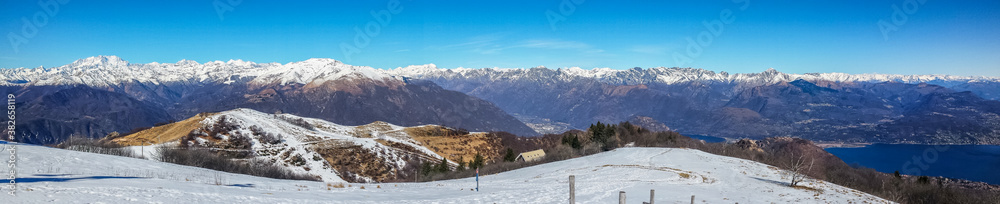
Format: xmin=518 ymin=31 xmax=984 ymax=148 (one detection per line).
xmin=3 ymin=56 xmax=1000 ymax=145
xmin=392 ymin=64 xmax=1000 ymax=144
xmin=0 ymin=56 xmax=536 ymax=144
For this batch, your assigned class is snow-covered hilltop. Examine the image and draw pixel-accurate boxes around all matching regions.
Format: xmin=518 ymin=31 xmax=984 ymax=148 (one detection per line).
xmin=2 ymin=55 xmax=996 ymax=87
xmin=113 ymin=108 xmax=469 ymax=183
xmin=8 ymin=144 xmax=891 ymax=203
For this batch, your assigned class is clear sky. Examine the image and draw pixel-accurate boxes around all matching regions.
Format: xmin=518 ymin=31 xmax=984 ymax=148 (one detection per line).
xmin=2 ymin=0 xmax=998 ymax=76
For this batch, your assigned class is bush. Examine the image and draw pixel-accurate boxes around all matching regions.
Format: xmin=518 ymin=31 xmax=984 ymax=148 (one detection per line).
xmin=279 ymin=116 xmax=314 ymax=130
xmin=157 ymin=147 xmax=317 ymax=181
xmin=57 ymin=137 xmax=139 ymax=158
xmin=250 ymin=125 xmax=283 ymax=144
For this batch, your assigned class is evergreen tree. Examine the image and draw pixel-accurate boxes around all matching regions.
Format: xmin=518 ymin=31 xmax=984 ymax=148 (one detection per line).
xmin=503 ymin=148 xmax=516 ymax=162
xmin=456 ymin=156 xmax=467 ymax=171
xmin=436 ymin=157 xmax=449 ymax=173
xmin=590 ymin=122 xmax=615 ymax=146
xmin=420 ymin=162 xmax=432 ymax=176
xmin=562 ymin=134 xmax=582 ymax=149
xmin=590 ymin=122 xmax=604 ymax=144
xmin=471 ymin=152 xmax=485 ymax=169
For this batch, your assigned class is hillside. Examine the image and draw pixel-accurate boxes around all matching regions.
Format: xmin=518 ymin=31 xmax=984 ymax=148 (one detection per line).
xmin=7 ymin=142 xmax=891 ymax=203
xmin=110 ymin=108 xmax=502 ymax=183
xmin=108 ymin=112 xmax=217 ymax=146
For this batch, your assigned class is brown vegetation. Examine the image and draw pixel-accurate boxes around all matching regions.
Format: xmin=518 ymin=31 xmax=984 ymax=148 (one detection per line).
xmin=56 ymin=136 xmax=139 ymax=158
xmin=109 ymin=112 xmax=217 ymax=146
xmin=310 ymin=141 xmax=416 ymax=183
xmin=405 ymin=126 xmax=504 ymax=164
xmin=156 ymin=146 xmax=316 ymax=181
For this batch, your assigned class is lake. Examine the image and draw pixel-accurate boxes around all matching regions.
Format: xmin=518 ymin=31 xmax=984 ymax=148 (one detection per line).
xmin=826 ymin=144 xmax=1000 ymax=185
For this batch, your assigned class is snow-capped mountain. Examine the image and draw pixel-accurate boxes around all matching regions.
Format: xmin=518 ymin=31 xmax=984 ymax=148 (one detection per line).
xmin=3 ymin=56 xmax=998 ymax=145
xmin=1 ymin=56 xmax=537 ymax=145
xmin=388 ymin=64 xmax=1000 ymax=106
xmin=388 ymin=63 xmax=1000 ymax=86
xmin=0 ymin=56 xmax=394 ymax=87
xmin=387 ymin=64 xmax=1000 ymax=144
xmin=3 ymin=55 xmax=997 ymax=87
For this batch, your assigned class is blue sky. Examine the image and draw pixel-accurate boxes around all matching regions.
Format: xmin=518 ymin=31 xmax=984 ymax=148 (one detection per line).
xmin=2 ymin=0 xmax=999 ymax=76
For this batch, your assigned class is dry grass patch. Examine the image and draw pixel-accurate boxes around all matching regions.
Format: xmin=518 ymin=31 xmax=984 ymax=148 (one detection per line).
xmin=404 ymin=126 xmax=503 ymax=163
xmin=311 ymin=141 xmax=398 ymax=182
xmin=111 ymin=112 xmax=217 ymax=146
xmin=352 ymin=121 xmax=395 ymax=138
xmin=793 ymin=185 xmax=825 ymax=194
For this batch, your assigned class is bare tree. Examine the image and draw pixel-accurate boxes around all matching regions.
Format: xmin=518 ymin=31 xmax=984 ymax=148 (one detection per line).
xmin=786 ymin=153 xmax=814 ymax=187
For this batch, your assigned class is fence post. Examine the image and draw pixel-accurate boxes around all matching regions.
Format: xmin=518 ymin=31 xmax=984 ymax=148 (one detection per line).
xmin=690 ymin=195 xmax=695 ymax=204
xmin=649 ymin=189 xmax=654 ymax=204
xmin=619 ymin=191 xmax=626 ymax=204
xmin=569 ymin=175 xmax=575 ymax=204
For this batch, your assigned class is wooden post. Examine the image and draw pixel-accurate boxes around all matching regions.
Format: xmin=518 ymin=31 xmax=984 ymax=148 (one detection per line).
xmin=690 ymin=195 xmax=695 ymax=204
xmin=649 ymin=189 xmax=654 ymax=204
xmin=619 ymin=191 xmax=626 ymax=204
xmin=568 ymin=175 xmax=575 ymax=204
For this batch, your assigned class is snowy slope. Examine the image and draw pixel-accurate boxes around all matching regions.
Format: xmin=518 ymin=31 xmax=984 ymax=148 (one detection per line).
xmin=6 ymin=144 xmax=892 ymax=203
xmin=1 ymin=55 xmax=995 ymax=87
xmin=135 ymin=108 xmax=452 ymax=183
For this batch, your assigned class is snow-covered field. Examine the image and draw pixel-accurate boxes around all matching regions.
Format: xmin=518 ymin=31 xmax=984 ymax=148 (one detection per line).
xmin=4 ymin=143 xmax=891 ymax=203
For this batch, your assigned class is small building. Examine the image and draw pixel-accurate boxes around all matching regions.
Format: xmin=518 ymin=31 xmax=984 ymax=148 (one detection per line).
xmin=515 ymin=149 xmax=546 ymax=162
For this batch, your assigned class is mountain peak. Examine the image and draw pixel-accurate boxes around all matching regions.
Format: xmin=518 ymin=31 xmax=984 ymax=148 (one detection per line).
xmin=176 ymin=59 xmax=200 ymax=65
xmin=389 ymin=64 xmax=440 ymax=77
xmin=71 ymin=55 xmax=128 ymax=67
xmin=300 ymin=58 xmax=342 ymax=65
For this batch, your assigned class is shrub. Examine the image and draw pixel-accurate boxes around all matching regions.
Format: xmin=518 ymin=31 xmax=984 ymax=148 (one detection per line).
xmin=279 ymin=116 xmax=314 ymax=130
xmin=157 ymin=146 xmax=317 ymax=181
xmin=250 ymin=125 xmax=283 ymax=144
xmin=57 ymin=137 xmax=139 ymax=158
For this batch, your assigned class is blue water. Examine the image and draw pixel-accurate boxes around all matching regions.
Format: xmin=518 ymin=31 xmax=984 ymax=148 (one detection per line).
xmin=826 ymin=144 xmax=1000 ymax=185
xmin=686 ymin=135 xmax=727 ymax=143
